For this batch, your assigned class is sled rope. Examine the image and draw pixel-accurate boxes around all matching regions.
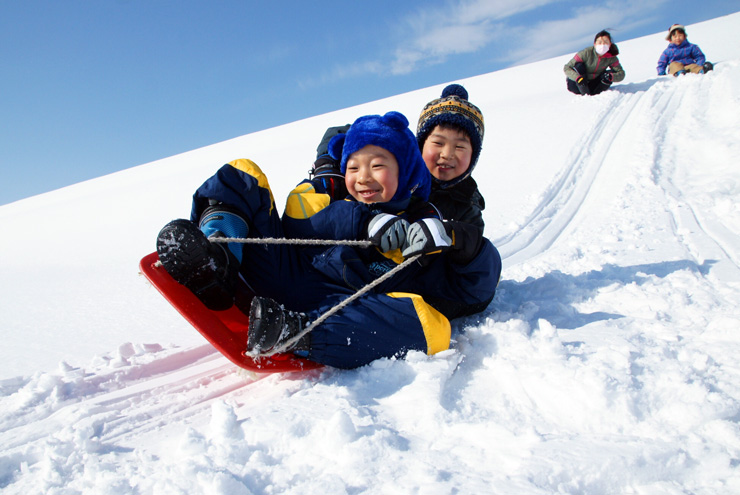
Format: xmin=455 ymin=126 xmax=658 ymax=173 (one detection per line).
xmin=246 ymin=253 xmax=422 ymax=359
xmin=203 ymin=235 xmax=420 ymax=359
xmin=153 ymin=238 xmax=371 ymax=270
xmin=210 ymin=236 xmax=373 ymax=247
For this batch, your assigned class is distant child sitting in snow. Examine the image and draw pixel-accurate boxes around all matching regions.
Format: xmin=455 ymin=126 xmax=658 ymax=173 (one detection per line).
xmin=156 ymin=111 xmax=501 ymax=369
xmin=657 ymin=24 xmax=713 ymax=76
xmin=564 ymin=30 xmax=625 ymax=96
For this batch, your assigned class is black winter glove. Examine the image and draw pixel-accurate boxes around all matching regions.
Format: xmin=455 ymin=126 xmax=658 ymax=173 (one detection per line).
xmin=445 ymin=220 xmax=484 ymax=265
xmin=310 ymin=158 xmax=347 ymax=200
xmin=601 ymin=71 xmax=613 ymax=84
xmin=576 ymin=76 xmax=590 ymax=95
xmin=367 ymin=214 xmax=410 ymax=253
xmin=309 ymin=124 xmax=351 ymax=201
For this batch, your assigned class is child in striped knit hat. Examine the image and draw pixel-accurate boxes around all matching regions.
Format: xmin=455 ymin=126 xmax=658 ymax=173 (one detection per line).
xmin=416 ymin=83 xmax=487 ymax=234
xmin=415 ymin=84 xmax=500 ymax=318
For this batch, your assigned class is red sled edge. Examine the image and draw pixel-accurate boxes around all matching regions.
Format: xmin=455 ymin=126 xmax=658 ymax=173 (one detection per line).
xmin=139 ymin=252 xmax=322 ymax=373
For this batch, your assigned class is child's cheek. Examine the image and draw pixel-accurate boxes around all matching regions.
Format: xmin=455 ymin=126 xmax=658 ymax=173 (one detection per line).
xmin=421 ymin=150 xmax=436 ymax=169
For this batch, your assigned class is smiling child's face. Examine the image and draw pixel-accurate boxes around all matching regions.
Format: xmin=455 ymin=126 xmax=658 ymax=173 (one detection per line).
xmin=345 ymin=145 xmax=399 ymax=203
xmin=421 ymin=125 xmax=473 ymax=182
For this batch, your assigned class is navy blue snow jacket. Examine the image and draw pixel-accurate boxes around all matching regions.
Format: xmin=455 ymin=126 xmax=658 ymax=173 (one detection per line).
xmin=282 ymin=177 xmax=500 ymax=318
xmin=189 ymin=159 xmax=501 ymax=368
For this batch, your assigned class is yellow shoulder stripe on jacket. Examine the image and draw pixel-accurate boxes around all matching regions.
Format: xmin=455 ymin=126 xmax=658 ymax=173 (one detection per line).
xmin=388 ymin=292 xmax=451 ymax=355
xmin=228 ymin=159 xmax=275 ymax=214
xmin=284 ymin=182 xmax=331 ymax=219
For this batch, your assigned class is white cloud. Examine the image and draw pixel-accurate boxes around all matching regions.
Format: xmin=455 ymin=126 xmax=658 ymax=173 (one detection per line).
xmin=297 ymin=60 xmax=386 ymax=90
xmin=390 ymin=24 xmax=492 ymax=75
xmin=454 ymin=0 xmax=562 ymax=23
xmin=500 ymin=1 xmax=670 ymax=65
xmin=389 ymin=0 xmax=562 ymax=74
xmin=309 ymin=0 xmax=670 ymax=83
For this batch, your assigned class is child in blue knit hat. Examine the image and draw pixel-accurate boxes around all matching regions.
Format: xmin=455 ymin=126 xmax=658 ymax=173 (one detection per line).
xmin=156 ymin=111 xmax=501 ymax=369
xmin=329 ymin=111 xmax=430 ymax=203
xmin=283 ymin=111 xmax=434 ymax=235
xmin=301 ymin=111 xmax=431 ymax=205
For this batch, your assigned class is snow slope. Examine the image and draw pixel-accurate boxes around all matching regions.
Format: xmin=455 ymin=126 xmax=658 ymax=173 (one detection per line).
xmin=1 ymin=12 xmax=740 ymax=494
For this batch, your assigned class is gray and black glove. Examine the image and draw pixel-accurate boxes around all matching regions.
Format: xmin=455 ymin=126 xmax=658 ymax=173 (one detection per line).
xmin=402 ymin=219 xmax=483 ymax=265
xmin=401 ymin=219 xmax=453 ymax=257
xmin=367 ymin=214 xmax=410 ymax=253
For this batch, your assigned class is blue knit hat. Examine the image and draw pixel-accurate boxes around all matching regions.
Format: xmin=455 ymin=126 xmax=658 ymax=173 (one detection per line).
xmin=328 ymin=111 xmax=431 ymax=202
xmin=416 ymin=84 xmax=485 ymax=187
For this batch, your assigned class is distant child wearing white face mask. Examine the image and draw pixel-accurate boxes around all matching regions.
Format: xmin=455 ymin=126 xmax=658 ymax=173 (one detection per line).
xmin=564 ymin=30 xmax=626 ymax=96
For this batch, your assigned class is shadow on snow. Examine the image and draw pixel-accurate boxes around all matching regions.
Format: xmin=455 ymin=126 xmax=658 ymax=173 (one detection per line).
xmin=486 ymin=258 xmax=714 ymax=331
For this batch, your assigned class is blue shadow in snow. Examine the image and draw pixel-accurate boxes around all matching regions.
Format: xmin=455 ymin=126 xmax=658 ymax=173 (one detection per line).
xmin=487 ymin=259 xmax=714 ymax=330
xmin=609 ymin=77 xmax=664 ymax=95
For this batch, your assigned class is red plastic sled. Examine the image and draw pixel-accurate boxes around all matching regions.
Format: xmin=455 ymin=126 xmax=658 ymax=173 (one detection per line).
xmin=139 ymin=252 xmax=322 ymax=373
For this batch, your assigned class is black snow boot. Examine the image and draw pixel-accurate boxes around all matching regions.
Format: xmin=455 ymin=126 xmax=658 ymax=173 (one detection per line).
xmin=247 ymin=296 xmax=310 ymax=354
xmin=703 ymin=61 xmax=714 ymax=73
xmin=156 ymin=219 xmax=239 ymax=310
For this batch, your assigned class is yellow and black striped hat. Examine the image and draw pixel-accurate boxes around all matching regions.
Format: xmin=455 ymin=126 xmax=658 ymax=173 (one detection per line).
xmin=417 ymin=84 xmax=484 ymax=184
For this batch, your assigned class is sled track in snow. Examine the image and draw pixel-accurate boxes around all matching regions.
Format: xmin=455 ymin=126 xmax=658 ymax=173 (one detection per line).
xmin=648 ymin=69 xmax=740 ymax=282
xmin=495 ymin=90 xmax=646 ymax=266
xmin=0 ymin=345 xmax=264 ymax=465
xmin=0 ymin=339 xmax=325 ymax=488
xmin=495 ymin=64 xmax=740 ymax=276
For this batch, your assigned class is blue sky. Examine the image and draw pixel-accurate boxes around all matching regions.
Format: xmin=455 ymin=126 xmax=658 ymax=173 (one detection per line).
xmin=1 ymin=0 xmax=737 ymax=206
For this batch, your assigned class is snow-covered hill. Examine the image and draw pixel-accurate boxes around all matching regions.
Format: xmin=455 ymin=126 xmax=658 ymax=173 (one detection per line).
xmin=1 ymin=12 xmax=740 ymax=494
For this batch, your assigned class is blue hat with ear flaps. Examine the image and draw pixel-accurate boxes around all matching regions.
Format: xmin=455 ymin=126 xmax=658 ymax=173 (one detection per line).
xmin=328 ymin=111 xmax=431 ymax=202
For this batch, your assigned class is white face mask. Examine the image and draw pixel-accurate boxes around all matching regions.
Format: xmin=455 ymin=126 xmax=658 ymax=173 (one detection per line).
xmin=594 ymin=43 xmax=610 ymax=56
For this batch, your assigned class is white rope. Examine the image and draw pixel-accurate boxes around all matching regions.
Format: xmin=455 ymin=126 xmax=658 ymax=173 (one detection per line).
xmin=246 ymin=254 xmax=422 ymax=359
xmin=210 ymin=236 xmax=372 ymax=248
xmin=196 ymin=235 xmax=420 ymax=359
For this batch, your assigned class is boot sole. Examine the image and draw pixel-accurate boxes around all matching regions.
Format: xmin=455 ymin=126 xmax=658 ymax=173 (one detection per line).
xmin=157 ymin=219 xmax=234 ymax=310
